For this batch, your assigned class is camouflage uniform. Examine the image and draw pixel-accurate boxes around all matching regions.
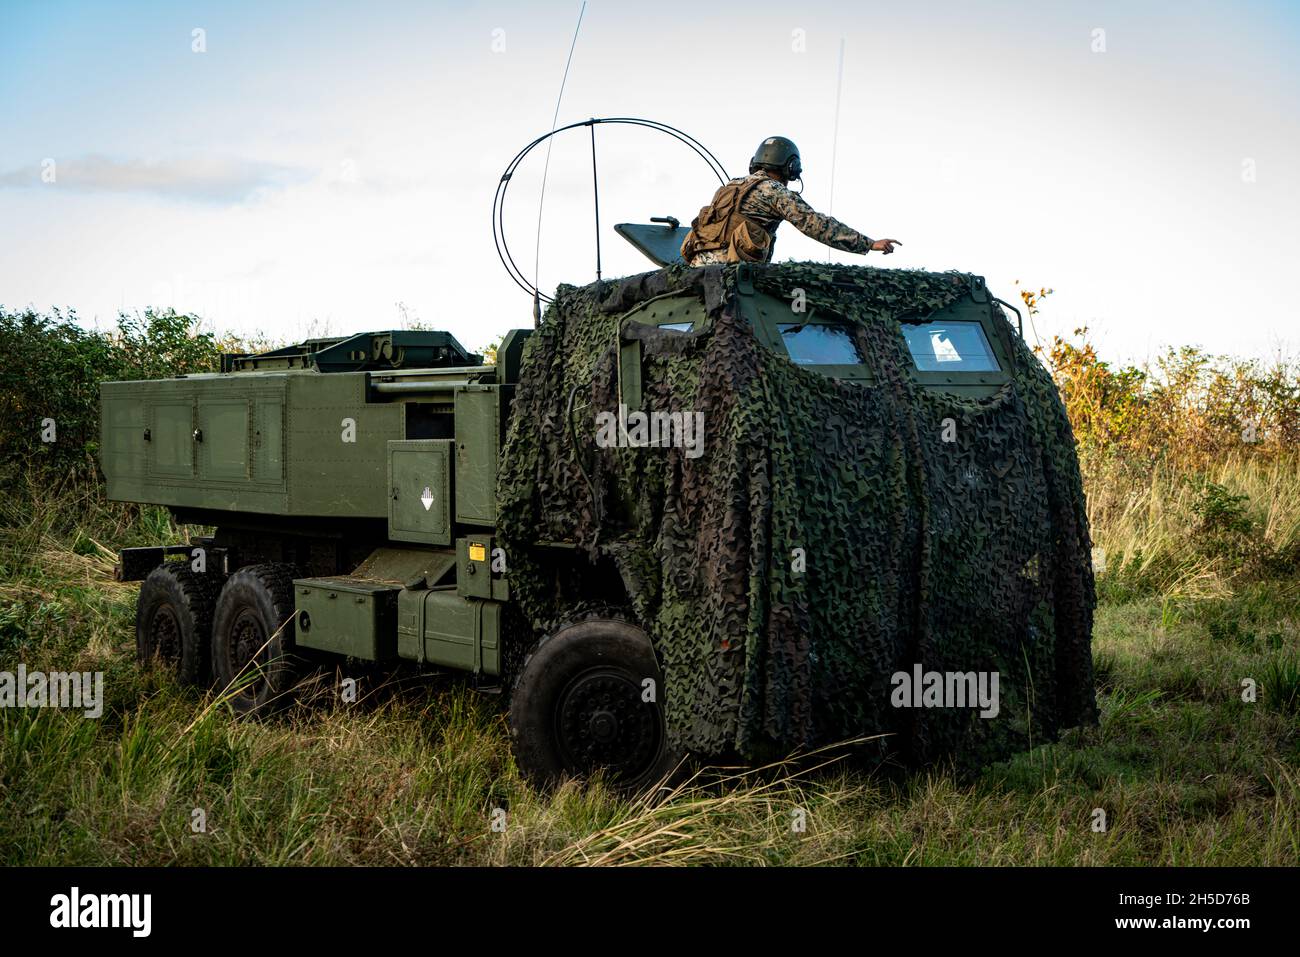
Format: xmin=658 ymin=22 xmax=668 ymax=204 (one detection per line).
xmin=687 ymin=173 xmax=874 ymax=266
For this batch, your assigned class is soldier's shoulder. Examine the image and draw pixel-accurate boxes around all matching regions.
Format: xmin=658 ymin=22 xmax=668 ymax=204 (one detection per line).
xmin=751 ymin=176 xmax=794 ymax=200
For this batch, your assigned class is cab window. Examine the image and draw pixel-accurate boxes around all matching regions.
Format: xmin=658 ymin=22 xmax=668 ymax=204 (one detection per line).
xmin=776 ymin=323 xmax=864 ymax=366
xmin=901 ymin=321 xmax=999 ymax=373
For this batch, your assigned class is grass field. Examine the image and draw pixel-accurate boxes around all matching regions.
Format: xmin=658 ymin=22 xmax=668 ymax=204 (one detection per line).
xmin=3 ymin=459 xmax=1297 ymax=866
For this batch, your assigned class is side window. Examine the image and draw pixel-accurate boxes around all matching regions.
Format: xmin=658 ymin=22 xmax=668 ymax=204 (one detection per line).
xmin=739 ymin=292 xmax=871 ymax=381
xmin=777 ymin=323 xmax=864 ymax=366
xmin=901 ymin=320 xmax=999 ymax=373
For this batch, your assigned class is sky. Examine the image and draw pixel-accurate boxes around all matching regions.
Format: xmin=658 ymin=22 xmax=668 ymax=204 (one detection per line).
xmin=1 ymin=0 xmax=1298 ymax=364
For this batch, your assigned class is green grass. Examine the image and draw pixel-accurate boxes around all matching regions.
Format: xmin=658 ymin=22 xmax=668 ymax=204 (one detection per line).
xmin=2 ymin=480 xmax=1297 ymax=866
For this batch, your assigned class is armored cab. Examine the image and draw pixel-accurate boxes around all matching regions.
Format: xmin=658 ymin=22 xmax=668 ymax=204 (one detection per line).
xmin=105 ymin=263 xmax=1097 ymax=789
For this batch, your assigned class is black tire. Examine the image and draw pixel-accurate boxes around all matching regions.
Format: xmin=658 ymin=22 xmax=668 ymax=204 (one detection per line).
xmin=509 ymin=615 xmax=683 ymax=791
xmin=210 ymin=563 xmax=303 ymax=716
xmin=136 ymin=562 xmax=217 ymax=685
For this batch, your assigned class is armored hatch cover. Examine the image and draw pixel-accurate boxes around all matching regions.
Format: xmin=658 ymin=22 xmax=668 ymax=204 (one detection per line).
xmin=614 ymin=220 xmax=691 ymax=267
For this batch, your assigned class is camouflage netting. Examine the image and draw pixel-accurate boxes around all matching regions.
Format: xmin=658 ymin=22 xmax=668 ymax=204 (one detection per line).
xmin=497 ymin=262 xmax=1097 ymax=770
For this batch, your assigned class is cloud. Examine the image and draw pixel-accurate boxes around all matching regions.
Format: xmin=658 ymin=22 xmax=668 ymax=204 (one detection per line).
xmin=0 ymin=154 xmax=310 ymax=203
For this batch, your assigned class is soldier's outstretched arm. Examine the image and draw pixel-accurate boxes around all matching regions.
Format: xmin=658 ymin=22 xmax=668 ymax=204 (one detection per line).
xmin=763 ymin=182 xmax=901 ymax=255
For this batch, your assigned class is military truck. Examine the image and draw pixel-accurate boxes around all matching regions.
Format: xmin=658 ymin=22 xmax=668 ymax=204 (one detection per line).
xmin=102 ymin=260 xmax=1097 ymax=789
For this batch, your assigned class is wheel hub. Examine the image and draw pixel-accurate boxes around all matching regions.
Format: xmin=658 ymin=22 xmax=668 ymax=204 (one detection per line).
xmin=589 ymin=709 xmax=618 ymax=743
xmin=556 ymin=668 xmax=661 ymax=780
xmin=151 ymin=606 xmax=181 ymax=660
xmin=229 ymin=609 xmax=267 ymax=682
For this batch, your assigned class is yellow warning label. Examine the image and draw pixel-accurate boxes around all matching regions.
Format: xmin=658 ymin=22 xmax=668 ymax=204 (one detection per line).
xmin=468 ymin=543 xmax=487 ymax=562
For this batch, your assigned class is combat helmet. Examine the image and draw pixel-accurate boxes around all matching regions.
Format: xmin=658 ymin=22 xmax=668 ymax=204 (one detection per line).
xmin=749 ymin=135 xmax=802 ymax=180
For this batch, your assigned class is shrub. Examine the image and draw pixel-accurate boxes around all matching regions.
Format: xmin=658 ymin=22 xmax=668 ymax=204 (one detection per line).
xmin=0 ymin=307 xmax=224 ymax=493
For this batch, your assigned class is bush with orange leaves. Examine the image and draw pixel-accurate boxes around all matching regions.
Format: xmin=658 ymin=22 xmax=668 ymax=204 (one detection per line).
xmin=1017 ymin=284 xmax=1300 ymax=598
xmin=1019 ymin=285 xmax=1300 ymax=475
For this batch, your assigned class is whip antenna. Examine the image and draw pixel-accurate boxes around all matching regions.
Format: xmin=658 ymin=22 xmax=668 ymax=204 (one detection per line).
xmin=494 ymin=118 xmax=727 ymax=306
xmin=828 ymin=37 xmax=845 ymax=215
xmin=533 ymin=1 xmax=587 ymax=324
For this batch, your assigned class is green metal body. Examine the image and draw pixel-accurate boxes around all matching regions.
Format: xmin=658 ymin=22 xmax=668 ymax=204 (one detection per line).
xmin=101 ymin=330 xmax=523 ymax=677
xmin=294 ymin=577 xmax=399 ymax=661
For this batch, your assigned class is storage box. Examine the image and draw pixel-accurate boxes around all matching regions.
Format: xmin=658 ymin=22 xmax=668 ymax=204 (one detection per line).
xmin=293 ymin=576 xmax=400 ymax=661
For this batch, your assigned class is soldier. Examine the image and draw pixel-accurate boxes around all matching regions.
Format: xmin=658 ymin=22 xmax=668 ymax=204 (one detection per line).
xmin=680 ymin=135 xmax=901 ymax=266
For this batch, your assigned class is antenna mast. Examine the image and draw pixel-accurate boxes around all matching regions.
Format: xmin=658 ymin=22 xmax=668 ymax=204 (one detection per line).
xmin=532 ymin=1 xmax=587 ymax=326
xmin=828 ymin=37 xmax=845 ymax=215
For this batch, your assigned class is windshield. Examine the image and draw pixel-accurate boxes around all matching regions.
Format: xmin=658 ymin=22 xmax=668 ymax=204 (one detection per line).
xmin=777 ymin=323 xmax=864 ymax=366
xmin=901 ymin=321 xmax=999 ymax=372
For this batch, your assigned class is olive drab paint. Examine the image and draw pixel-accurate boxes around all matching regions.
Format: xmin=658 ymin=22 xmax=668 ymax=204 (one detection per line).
xmin=102 ymin=330 xmax=515 ymax=675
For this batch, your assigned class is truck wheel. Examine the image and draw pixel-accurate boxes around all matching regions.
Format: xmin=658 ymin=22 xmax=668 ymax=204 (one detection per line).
xmin=136 ymin=562 xmax=217 ymax=685
xmin=509 ymin=616 xmax=682 ymax=791
xmin=211 ymin=563 xmax=303 ymax=716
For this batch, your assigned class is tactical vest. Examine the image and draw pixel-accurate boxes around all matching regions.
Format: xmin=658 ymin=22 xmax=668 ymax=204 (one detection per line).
xmin=680 ymin=175 xmax=774 ymax=264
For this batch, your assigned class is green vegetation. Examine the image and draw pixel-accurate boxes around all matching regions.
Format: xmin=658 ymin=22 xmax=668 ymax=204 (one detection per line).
xmin=0 ymin=305 xmax=1296 ymax=865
